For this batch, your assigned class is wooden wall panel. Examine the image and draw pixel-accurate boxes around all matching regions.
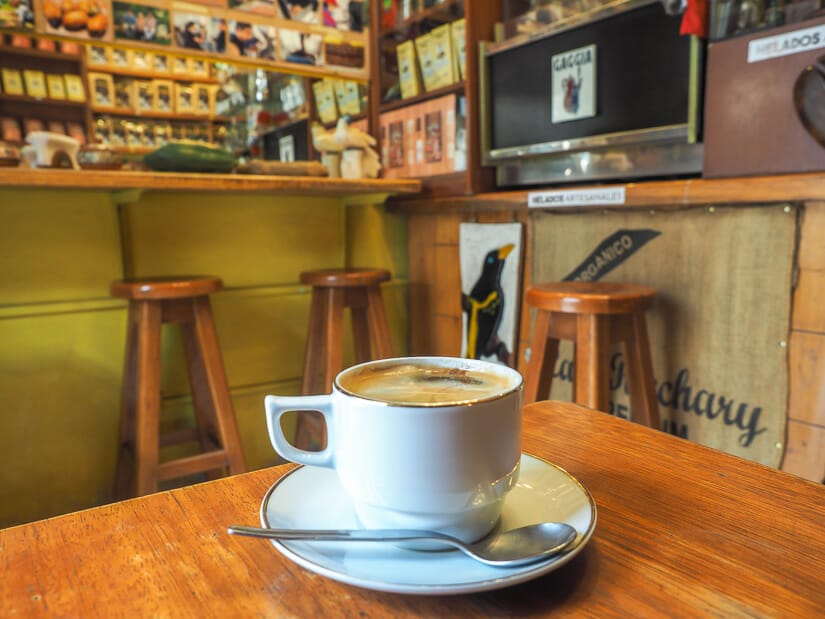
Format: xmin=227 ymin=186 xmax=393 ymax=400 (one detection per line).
xmin=782 ymin=203 xmax=825 ymax=481
xmin=408 ymin=202 xmax=825 ymax=483
xmin=783 ymin=421 xmax=825 ymax=483
xmin=788 ymin=331 xmax=825 ymax=426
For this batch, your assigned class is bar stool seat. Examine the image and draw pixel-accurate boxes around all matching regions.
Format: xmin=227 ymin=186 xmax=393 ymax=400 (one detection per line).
xmin=296 ymin=268 xmax=393 ymax=449
xmin=524 ymin=281 xmax=660 ymax=429
xmin=111 ymin=276 xmax=246 ymax=498
xmin=300 ymin=268 xmax=393 ymax=395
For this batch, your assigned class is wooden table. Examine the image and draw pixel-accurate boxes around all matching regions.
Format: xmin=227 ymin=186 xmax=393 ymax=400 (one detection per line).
xmin=2 ymin=401 xmax=823 ymax=617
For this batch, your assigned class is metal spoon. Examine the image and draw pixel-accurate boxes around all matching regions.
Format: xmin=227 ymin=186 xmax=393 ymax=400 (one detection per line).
xmin=227 ymin=522 xmax=578 ymax=567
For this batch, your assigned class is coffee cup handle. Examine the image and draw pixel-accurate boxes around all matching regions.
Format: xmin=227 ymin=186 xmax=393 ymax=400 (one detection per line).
xmin=264 ymin=395 xmax=334 ymax=468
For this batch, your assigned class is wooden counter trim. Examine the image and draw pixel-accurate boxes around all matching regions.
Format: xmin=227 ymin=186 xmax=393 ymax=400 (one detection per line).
xmin=387 ymin=172 xmax=825 ymax=213
xmin=0 ymin=169 xmax=422 ymax=196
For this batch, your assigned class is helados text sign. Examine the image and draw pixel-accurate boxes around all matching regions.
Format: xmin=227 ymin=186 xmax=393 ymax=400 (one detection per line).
xmin=528 ymin=187 xmax=626 ymax=208
xmin=748 ymin=23 xmax=825 ymax=63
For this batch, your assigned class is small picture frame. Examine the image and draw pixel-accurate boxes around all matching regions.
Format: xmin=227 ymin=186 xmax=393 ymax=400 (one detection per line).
xmin=134 ymin=80 xmax=153 ymax=112
xmin=64 ymin=74 xmax=87 ymax=102
xmin=88 ymin=72 xmax=114 ymax=108
xmin=46 ymin=74 xmax=67 ymax=100
xmin=23 ymin=70 xmax=47 ymax=98
xmin=111 ymin=120 xmax=128 ymax=147
xmin=154 ymin=121 xmax=171 ymax=145
xmin=113 ymin=78 xmax=134 ymax=111
xmin=171 ymin=122 xmax=187 ymax=141
xmin=153 ymin=79 xmax=173 ymax=112
xmin=153 ymin=53 xmax=170 ymax=73
xmin=194 ymin=83 xmax=212 ymax=115
xmin=1 ymin=69 xmax=25 ymax=96
xmin=175 ymin=82 xmax=194 ymax=114
xmin=109 ymin=47 xmax=131 ymax=68
xmin=131 ymin=50 xmax=152 ymax=71
xmin=87 ymin=45 xmax=109 ymax=66
xmin=1 ymin=117 xmax=23 ymax=143
xmin=190 ymin=58 xmax=208 ymax=77
xmin=93 ymin=116 xmax=112 ymax=143
xmin=171 ymin=56 xmax=189 ymax=75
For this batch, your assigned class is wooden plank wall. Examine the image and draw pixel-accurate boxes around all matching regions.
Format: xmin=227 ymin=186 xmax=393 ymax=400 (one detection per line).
xmin=785 ymin=203 xmax=825 ymax=482
xmin=407 ymin=205 xmax=825 ymax=484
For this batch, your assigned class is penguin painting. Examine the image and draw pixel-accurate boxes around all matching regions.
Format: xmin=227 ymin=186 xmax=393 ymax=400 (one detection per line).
xmin=462 ymin=243 xmax=514 ymax=364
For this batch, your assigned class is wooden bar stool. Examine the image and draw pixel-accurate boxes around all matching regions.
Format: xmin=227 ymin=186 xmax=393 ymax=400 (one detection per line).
xmin=299 ymin=268 xmax=394 ymax=396
xmin=524 ymin=281 xmax=661 ymax=429
xmin=111 ymin=276 xmax=246 ymax=498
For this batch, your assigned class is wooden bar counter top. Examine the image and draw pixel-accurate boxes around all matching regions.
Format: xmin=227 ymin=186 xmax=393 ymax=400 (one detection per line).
xmin=2 ymin=401 xmax=823 ymax=617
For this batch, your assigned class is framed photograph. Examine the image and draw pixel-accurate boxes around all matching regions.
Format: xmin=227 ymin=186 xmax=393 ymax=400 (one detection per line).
xmin=229 ymin=19 xmax=277 ymax=60
xmin=152 ymin=79 xmax=173 ymax=112
xmin=66 ymin=121 xmax=87 ymax=144
xmin=175 ymin=82 xmax=194 ymax=114
xmin=171 ymin=55 xmax=189 ymax=75
xmin=87 ymin=44 xmax=109 ymax=66
xmin=87 ymin=72 xmax=114 ymax=107
xmin=152 ymin=52 xmax=169 ymax=73
xmin=64 ymin=74 xmax=87 ymax=102
xmin=108 ymin=46 xmax=130 ymax=68
xmin=46 ymin=74 xmax=67 ymax=99
xmin=1 ymin=0 xmax=34 ymax=30
xmin=194 ymin=83 xmax=212 ymax=115
xmin=173 ymin=12 xmax=224 ymax=52
xmin=38 ymin=0 xmax=112 ymax=40
xmin=112 ymin=1 xmax=171 ymax=45
xmin=130 ymin=49 xmax=152 ymax=70
xmin=1 ymin=68 xmax=24 ymax=96
xmin=113 ymin=77 xmax=134 ymax=110
xmin=23 ymin=70 xmax=47 ymax=98
xmin=135 ymin=80 xmax=153 ymax=111
xmin=1 ymin=117 xmax=23 ymax=143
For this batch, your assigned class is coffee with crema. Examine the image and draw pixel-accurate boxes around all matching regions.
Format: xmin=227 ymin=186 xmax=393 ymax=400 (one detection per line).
xmin=337 ymin=359 xmax=520 ymax=405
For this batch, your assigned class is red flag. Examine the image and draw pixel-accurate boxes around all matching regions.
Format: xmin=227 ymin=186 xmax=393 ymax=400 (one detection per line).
xmin=681 ymin=0 xmax=709 ymax=38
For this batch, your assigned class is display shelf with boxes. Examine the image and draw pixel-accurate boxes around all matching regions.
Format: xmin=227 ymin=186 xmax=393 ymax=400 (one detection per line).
xmin=0 ymin=33 xmax=91 ymax=146
xmin=368 ymin=0 xmax=501 ymax=196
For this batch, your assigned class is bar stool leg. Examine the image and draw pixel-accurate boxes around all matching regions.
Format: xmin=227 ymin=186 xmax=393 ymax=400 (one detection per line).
xmin=524 ymin=310 xmax=557 ymax=404
xmin=624 ymin=312 xmax=661 ymax=430
xmin=347 ymin=288 xmax=372 ymax=364
xmin=365 ymin=284 xmax=393 ymax=359
xmin=134 ymin=300 xmax=163 ymax=497
xmin=180 ymin=304 xmax=223 ymax=481
xmin=115 ymin=304 xmax=140 ymax=500
xmin=190 ymin=296 xmax=246 ymax=475
xmin=322 ymin=288 xmax=345 ymax=390
xmin=575 ymin=313 xmax=611 ymax=412
xmin=301 ymin=287 xmax=328 ymax=395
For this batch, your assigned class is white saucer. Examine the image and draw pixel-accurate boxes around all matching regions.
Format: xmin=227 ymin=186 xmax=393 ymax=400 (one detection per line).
xmin=260 ymin=453 xmax=597 ymax=595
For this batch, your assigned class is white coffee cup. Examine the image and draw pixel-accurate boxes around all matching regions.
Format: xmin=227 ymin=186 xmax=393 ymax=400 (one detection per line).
xmin=265 ymin=356 xmax=524 ymax=543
